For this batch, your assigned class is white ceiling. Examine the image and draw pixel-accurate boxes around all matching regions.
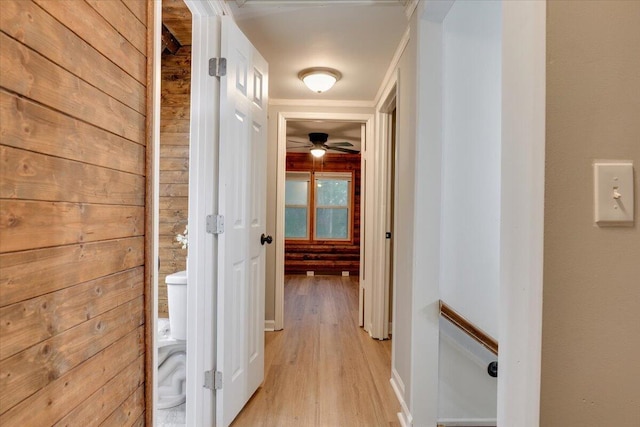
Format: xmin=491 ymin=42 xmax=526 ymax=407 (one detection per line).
xmin=227 ymin=0 xmax=408 ymax=101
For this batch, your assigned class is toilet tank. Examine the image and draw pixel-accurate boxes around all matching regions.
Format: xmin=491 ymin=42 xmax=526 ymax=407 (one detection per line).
xmin=166 ymin=270 xmax=187 ymax=341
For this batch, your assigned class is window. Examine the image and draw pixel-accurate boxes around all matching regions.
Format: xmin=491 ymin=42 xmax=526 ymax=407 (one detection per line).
xmin=285 ymin=172 xmax=310 ymax=239
xmin=285 ymin=171 xmax=353 ymax=242
xmin=314 ymin=172 xmax=351 ymax=240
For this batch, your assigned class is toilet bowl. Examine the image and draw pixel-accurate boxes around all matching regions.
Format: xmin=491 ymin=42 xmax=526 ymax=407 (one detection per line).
xmin=158 ymin=337 xmax=186 ymax=409
xmin=157 ymin=270 xmax=187 ymax=409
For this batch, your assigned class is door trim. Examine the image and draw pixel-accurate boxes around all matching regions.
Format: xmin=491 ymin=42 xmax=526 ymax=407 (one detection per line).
xmin=181 ymin=1 xmax=227 ymax=425
xmin=147 ymin=1 xmax=161 ymax=425
xmin=275 ymin=112 xmax=374 ymax=332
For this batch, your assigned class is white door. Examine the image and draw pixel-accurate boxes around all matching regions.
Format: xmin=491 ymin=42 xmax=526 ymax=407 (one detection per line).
xmin=216 ymin=16 xmax=269 ymax=427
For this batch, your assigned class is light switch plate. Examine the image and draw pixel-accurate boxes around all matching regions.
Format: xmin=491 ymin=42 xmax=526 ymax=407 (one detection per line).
xmin=594 ymin=161 xmax=634 ymax=226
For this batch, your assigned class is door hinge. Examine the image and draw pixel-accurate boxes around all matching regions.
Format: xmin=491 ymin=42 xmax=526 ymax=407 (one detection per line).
xmin=209 ymin=57 xmax=227 ymax=77
xmin=204 ymin=370 xmax=223 ymax=390
xmin=206 ymin=215 xmax=224 ymax=234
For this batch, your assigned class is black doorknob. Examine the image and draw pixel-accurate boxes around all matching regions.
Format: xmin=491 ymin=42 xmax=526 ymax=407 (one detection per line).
xmin=260 ymin=234 xmax=273 ymax=245
xmin=487 ymin=361 xmax=498 ymax=378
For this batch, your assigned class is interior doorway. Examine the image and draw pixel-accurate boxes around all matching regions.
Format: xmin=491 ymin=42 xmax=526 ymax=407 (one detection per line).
xmin=274 ymin=112 xmax=374 ymax=333
xmin=154 ymin=0 xmax=193 ymax=424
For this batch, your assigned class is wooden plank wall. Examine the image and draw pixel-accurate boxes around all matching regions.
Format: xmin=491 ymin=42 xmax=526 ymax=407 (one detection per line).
xmin=0 ymin=1 xmax=149 ymax=425
xmin=159 ymin=45 xmax=191 ymax=318
xmin=285 ymin=153 xmax=361 ymax=275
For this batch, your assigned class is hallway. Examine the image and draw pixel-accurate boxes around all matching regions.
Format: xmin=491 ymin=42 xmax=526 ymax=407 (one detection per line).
xmin=232 ymin=276 xmax=401 ymax=427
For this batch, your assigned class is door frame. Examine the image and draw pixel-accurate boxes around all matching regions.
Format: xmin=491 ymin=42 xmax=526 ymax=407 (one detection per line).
xmin=274 ymin=112 xmax=374 ymax=332
xmin=377 ymin=81 xmax=398 ymax=339
xmin=181 ymin=1 xmax=231 ymax=426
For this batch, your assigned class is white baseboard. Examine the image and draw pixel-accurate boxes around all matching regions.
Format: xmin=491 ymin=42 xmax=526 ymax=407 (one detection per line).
xmin=264 ymin=320 xmax=275 ymax=332
xmin=391 ymin=368 xmax=412 ymax=426
xmin=436 ymin=419 xmax=497 ymax=426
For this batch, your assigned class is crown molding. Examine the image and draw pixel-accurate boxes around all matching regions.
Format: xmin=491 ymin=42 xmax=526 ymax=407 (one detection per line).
xmin=404 ymin=0 xmax=419 ymax=19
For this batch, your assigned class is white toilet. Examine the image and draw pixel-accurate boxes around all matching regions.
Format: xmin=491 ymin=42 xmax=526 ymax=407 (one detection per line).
xmin=158 ymin=270 xmax=187 ymax=409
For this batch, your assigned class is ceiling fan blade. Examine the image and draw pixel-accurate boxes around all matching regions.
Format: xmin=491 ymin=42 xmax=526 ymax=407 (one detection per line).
xmin=287 ymin=140 xmax=312 ymax=146
xmin=287 ymin=136 xmax=309 ymax=143
xmin=327 ymin=141 xmax=353 ymax=147
xmin=328 ymin=147 xmax=360 ymax=154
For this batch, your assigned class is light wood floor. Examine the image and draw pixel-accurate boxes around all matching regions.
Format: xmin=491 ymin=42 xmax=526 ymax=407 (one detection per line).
xmin=231 ymin=275 xmax=401 ymax=427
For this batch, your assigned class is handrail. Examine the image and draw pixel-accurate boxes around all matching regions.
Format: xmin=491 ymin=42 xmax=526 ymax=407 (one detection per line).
xmin=439 ymin=300 xmax=499 ymax=356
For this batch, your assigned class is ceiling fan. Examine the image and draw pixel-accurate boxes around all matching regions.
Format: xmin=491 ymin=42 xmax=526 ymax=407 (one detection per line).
xmin=287 ymin=132 xmax=360 ymax=158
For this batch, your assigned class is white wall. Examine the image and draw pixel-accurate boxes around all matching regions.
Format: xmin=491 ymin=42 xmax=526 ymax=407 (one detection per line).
xmin=390 ymin=13 xmax=418 ymax=422
xmin=440 ymin=0 xmax=502 ymax=338
xmin=438 ymin=318 xmax=497 ymax=421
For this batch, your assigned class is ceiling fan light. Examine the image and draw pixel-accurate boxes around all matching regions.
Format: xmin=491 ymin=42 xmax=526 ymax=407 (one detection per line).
xmin=310 ymin=147 xmax=326 ymax=158
xmin=298 ymin=68 xmax=341 ymax=93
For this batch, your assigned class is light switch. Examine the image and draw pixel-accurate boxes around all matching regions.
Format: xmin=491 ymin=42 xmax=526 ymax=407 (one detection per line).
xmin=594 ymin=161 xmax=634 ymax=226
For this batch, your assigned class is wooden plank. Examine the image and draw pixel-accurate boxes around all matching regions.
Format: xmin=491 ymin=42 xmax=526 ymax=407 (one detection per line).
xmin=1 ymin=267 xmax=143 ymax=360
xmin=158 ymin=220 xmax=187 ymax=236
xmin=160 ymin=132 xmax=190 ymax=146
xmin=129 ymin=408 xmax=147 ymax=427
xmin=159 ymin=183 xmax=189 ymax=198
xmin=160 ymin=170 xmax=189 ymax=184
xmin=159 ymin=196 xmax=188 ymax=210
xmin=0 ymin=200 xmax=144 ymax=253
xmin=160 ymin=119 xmax=190 ymax=133
xmin=121 ymin=0 xmax=147 ymax=24
xmin=0 ymin=33 xmax=145 ymax=144
xmin=161 ymin=105 xmax=191 ymax=120
xmin=86 ymin=0 xmax=146 ymax=54
xmin=53 ymin=356 xmax=144 ymax=427
xmin=100 ymin=383 xmax=145 ymax=427
xmin=0 ymin=91 xmax=145 ymax=175
xmin=0 ymin=296 xmax=144 ymax=413
xmin=160 ymin=145 xmax=189 ymax=158
xmin=32 ymin=0 xmax=146 ymax=84
xmin=158 ymin=248 xmax=186 ymax=261
xmin=1 ymin=146 xmax=145 ymax=206
xmin=285 ymin=253 xmax=360 ymax=261
xmin=159 ymin=207 xmax=189 ymax=221
xmin=159 ymin=234 xmax=182 ymax=248
xmin=0 ymin=0 xmax=145 ymax=114
xmin=0 ymin=326 xmax=143 ymax=425
xmin=161 ymin=52 xmax=191 ymax=70
xmin=160 ymin=95 xmax=192 ymax=110
xmin=159 ymin=261 xmax=186 ymax=275
xmin=0 ymin=237 xmax=144 ymax=307
xmin=160 ymin=78 xmax=190 ymax=95
xmin=161 ymin=52 xmax=192 ymax=72
xmin=160 ymin=157 xmax=189 ymax=171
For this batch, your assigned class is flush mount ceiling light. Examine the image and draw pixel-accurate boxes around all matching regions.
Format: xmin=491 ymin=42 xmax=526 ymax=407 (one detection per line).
xmin=298 ymin=67 xmax=342 ymax=94
xmin=310 ymin=146 xmax=327 ymax=158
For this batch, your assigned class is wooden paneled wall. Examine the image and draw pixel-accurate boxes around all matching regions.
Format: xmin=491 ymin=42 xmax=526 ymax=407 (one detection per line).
xmin=159 ymin=45 xmax=191 ymax=318
xmin=285 ymin=153 xmax=361 ymax=275
xmin=0 ymin=1 xmax=149 ymax=425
